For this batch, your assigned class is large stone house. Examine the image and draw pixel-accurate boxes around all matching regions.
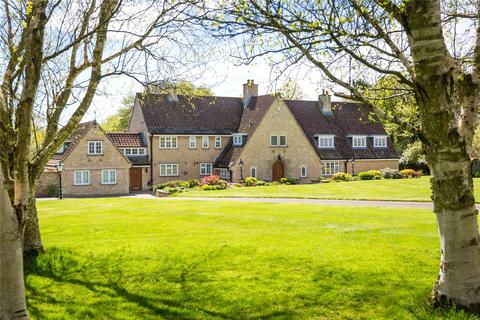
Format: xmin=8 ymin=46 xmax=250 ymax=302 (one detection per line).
xmin=129 ymin=80 xmax=398 ymax=188
xmin=37 ymin=80 xmax=398 ymax=196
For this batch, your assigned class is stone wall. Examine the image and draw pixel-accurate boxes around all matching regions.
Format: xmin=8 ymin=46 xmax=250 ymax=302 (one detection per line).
xmin=36 ymin=172 xmax=59 ymax=197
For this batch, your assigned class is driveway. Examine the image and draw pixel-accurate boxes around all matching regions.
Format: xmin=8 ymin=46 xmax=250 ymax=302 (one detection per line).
xmin=158 ymin=197 xmax=435 ymax=209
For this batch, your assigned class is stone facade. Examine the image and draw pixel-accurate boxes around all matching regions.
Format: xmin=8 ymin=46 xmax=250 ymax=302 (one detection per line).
xmin=151 ymin=135 xmax=231 ymax=185
xmin=230 ymin=99 xmax=323 ymax=183
xmin=61 ymin=125 xmax=131 ymax=196
xmin=36 ymin=172 xmax=59 ymax=197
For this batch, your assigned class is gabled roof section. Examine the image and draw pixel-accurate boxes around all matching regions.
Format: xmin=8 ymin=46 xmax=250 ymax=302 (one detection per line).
xmin=214 ymin=95 xmax=276 ymax=167
xmin=136 ymin=93 xmax=244 ymax=134
xmin=106 ymin=132 xmax=147 ymax=148
xmin=52 ymin=121 xmax=95 ymax=161
xmin=285 ymin=100 xmax=399 ymax=160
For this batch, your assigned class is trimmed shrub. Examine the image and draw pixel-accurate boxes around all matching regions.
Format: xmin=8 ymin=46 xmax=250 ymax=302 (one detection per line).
xmin=201 ymin=184 xmax=217 ymax=191
xmin=381 ymin=168 xmax=402 ymax=179
xmin=279 ymin=177 xmax=299 ymax=185
xmin=256 ymin=180 xmax=266 ymax=186
xmin=400 ymin=169 xmax=416 ymax=178
xmin=200 ymin=175 xmax=220 ymax=185
xmin=244 ymin=177 xmax=258 ymax=186
xmin=199 ymin=175 xmax=227 ymax=190
xmin=358 ymin=170 xmax=382 ymax=180
xmin=331 ymin=172 xmax=353 ymax=181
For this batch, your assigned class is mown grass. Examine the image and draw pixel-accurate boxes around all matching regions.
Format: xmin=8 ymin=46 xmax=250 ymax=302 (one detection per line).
xmin=27 ymin=198 xmax=478 ymax=319
xmin=176 ymin=177 xmax=480 ymax=202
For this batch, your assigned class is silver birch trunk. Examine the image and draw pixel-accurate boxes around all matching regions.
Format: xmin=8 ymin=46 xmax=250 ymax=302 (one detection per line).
xmin=0 ymin=168 xmax=29 ymax=319
xmin=403 ymin=0 xmax=480 ymax=309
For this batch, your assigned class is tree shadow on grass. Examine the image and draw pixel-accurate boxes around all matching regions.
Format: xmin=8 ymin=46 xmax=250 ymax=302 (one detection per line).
xmin=24 ymin=247 xmax=295 ymax=320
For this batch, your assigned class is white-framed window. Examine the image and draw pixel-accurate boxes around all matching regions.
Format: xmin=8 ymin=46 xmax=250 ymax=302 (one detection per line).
xmin=220 ymin=169 xmax=230 ymax=180
xmin=233 ymin=134 xmax=243 ymax=146
xmin=317 ymin=135 xmax=335 ymax=148
xmin=122 ymin=148 xmax=146 ymax=156
xmin=88 ymin=141 xmax=103 ymax=155
xmin=74 ymin=170 xmax=90 ymax=185
xmin=200 ymin=163 xmax=212 ymax=175
xmin=322 ymin=161 xmax=340 ymax=175
xmin=373 ymin=136 xmax=387 ymax=148
xmin=301 ymin=166 xmax=307 ymax=178
xmin=101 ymin=169 xmax=117 ymax=185
xmin=270 ymin=135 xmax=287 ymax=146
xmin=159 ymin=136 xmax=178 ymax=149
xmin=215 ymin=136 xmax=222 ymax=149
xmin=160 ymin=163 xmax=178 ymax=176
xmin=189 ymin=136 xmax=197 ymax=149
xmin=352 ymin=136 xmax=367 ymax=148
xmin=202 ymin=136 xmax=209 ymax=149
xmin=250 ymin=167 xmax=256 ymax=178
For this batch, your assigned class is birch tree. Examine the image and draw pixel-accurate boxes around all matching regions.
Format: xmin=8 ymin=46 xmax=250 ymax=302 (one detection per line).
xmin=207 ymin=0 xmax=480 ymax=311
xmin=0 ymin=0 xmax=202 ymax=318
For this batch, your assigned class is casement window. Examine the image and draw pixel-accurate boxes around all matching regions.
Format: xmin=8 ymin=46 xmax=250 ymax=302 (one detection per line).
xmin=200 ymin=163 xmax=212 ymax=175
xmin=352 ymin=136 xmax=367 ymax=148
xmin=373 ymin=136 xmax=387 ymax=148
xmin=159 ymin=136 xmax=178 ymax=149
xmin=123 ymin=148 xmax=146 ymax=156
xmin=220 ymin=169 xmax=230 ymax=180
xmin=74 ymin=170 xmax=90 ymax=185
xmin=270 ymin=135 xmax=287 ymax=146
xmin=250 ymin=167 xmax=257 ymax=178
xmin=160 ymin=163 xmax=178 ymax=177
xmin=322 ymin=161 xmax=340 ymax=175
xmin=215 ymin=136 xmax=222 ymax=149
xmin=301 ymin=166 xmax=307 ymax=178
xmin=189 ymin=136 xmax=197 ymax=149
xmin=202 ymin=136 xmax=209 ymax=149
xmin=233 ymin=134 xmax=243 ymax=146
xmin=101 ymin=169 xmax=117 ymax=185
xmin=317 ymin=135 xmax=335 ymax=148
xmin=88 ymin=141 xmax=103 ymax=155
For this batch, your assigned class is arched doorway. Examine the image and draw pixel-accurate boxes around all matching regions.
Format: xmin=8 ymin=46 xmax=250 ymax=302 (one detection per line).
xmin=272 ymin=160 xmax=285 ymax=181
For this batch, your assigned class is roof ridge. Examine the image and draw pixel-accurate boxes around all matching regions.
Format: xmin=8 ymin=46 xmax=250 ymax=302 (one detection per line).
xmin=137 ymin=92 xmax=244 ymax=100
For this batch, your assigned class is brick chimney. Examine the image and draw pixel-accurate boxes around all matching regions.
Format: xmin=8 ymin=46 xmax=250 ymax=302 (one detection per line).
xmin=318 ymin=89 xmax=332 ymax=115
xmin=243 ymin=79 xmax=258 ymax=107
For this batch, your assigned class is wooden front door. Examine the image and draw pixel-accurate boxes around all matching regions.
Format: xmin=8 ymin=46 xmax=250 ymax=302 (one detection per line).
xmin=272 ymin=160 xmax=285 ymax=181
xmin=130 ymin=168 xmax=142 ymax=191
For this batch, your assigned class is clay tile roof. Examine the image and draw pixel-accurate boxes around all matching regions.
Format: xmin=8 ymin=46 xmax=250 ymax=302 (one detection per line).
xmin=285 ymin=100 xmax=399 ymax=160
xmin=138 ymin=93 xmax=244 ymax=134
xmin=106 ymin=132 xmax=146 ymax=148
xmin=51 ymin=121 xmax=95 ymax=161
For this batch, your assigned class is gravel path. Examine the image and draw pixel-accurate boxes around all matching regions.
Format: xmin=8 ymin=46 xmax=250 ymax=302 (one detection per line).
xmin=38 ymin=194 xmax=440 ymax=209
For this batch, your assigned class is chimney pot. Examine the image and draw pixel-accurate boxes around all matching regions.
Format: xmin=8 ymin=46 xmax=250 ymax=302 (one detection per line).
xmin=319 ymin=89 xmax=332 ymax=115
xmin=243 ymin=80 xmax=258 ymax=107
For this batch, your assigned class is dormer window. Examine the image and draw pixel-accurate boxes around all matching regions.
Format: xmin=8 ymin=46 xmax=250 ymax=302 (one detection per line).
xmin=351 ymin=135 xmax=367 ymax=148
xmin=88 ymin=141 xmax=103 ymax=155
xmin=316 ymin=135 xmax=335 ymax=148
xmin=373 ymin=135 xmax=387 ymax=148
xmin=233 ymin=134 xmax=243 ymax=146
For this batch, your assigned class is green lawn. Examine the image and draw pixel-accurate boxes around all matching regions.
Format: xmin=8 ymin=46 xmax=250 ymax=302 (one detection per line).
xmin=176 ymin=177 xmax=480 ymax=202
xmin=27 ymin=198 xmax=477 ymax=319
